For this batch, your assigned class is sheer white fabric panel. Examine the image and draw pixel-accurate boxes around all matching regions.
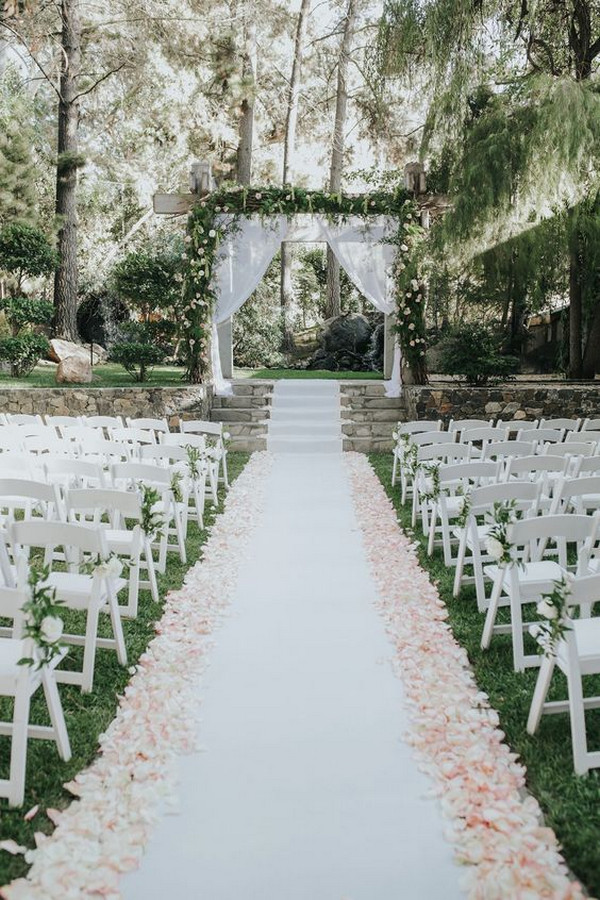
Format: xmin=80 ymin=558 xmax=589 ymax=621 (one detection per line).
xmin=209 ymin=213 xmax=402 ymax=397
xmin=211 ymin=216 xmax=288 ymax=396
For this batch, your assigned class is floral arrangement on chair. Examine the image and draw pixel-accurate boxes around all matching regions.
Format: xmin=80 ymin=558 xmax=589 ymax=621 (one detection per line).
xmin=485 ymin=499 xmax=521 ymax=566
xmin=18 ymin=567 xmax=66 ymax=670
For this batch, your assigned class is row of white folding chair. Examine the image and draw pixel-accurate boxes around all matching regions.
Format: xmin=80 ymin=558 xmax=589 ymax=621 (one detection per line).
xmin=179 ymin=418 xmax=229 ymax=491
xmin=0 ymin=554 xmax=71 ymax=806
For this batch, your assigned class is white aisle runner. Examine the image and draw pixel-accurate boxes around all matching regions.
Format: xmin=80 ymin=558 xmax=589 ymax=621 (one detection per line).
xmin=123 ymin=383 xmax=464 ymax=900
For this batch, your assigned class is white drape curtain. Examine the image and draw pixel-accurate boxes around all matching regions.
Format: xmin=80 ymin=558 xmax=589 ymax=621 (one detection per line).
xmin=210 ymin=214 xmax=401 ymax=397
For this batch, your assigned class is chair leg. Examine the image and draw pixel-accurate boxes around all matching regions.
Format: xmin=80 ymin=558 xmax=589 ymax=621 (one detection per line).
xmin=222 ymin=451 xmax=229 ymax=490
xmin=510 ymin=591 xmax=526 ymax=673
xmin=144 ymin=539 xmax=160 ymax=603
xmin=126 ymin=559 xmax=139 ymax=618
xmin=453 ymin=535 xmax=465 ymax=597
xmin=173 ymin=502 xmax=187 ymax=564
xmin=527 ymin=655 xmax=555 ymax=735
xmin=9 ymin=687 xmax=30 ymax=807
xmin=41 ymin=669 xmax=71 ymax=761
xmin=481 ymin=574 xmax=503 ymax=649
xmin=427 ymin=505 xmax=437 ymax=556
xmin=567 ymin=667 xmax=590 ymax=775
xmin=107 ymin=594 xmax=128 ymax=667
xmin=81 ymin=604 xmax=100 ymax=693
xmin=391 ymin=453 xmax=397 ymax=487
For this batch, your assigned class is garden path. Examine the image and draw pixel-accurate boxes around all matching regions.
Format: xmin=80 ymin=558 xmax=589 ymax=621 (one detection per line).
xmin=122 ymin=382 xmax=464 ymax=899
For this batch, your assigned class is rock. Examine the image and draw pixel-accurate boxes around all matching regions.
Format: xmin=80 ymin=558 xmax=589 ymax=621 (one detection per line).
xmin=322 ymin=313 xmax=372 ymax=355
xmin=49 ymin=339 xmax=106 ymax=366
xmin=56 ymin=356 xmax=93 ymax=384
xmin=366 ymin=323 xmax=385 ymax=371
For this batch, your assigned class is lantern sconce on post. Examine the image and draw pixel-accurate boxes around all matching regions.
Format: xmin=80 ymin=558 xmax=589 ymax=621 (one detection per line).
xmin=189 ymin=161 xmax=216 ymax=196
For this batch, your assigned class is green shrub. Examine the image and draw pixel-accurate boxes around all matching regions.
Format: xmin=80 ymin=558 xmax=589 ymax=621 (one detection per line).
xmin=439 ymin=322 xmax=519 ymax=385
xmin=0 ymin=296 xmax=54 ymax=334
xmin=0 ymin=223 xmax=57 ymax=290
xmin=109 ymin=341 xmax=166 ymax=382
xmin=0 ymin=333 xmax=50 ymax=377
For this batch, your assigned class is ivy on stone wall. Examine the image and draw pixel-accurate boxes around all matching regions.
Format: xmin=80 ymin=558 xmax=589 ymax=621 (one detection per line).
xmin=182 ymin=184 xmax=418 ymax=383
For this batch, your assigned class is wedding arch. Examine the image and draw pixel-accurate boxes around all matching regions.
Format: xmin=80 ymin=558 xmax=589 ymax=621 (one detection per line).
xmin=178 ymin=186 xmax=425 ymax=396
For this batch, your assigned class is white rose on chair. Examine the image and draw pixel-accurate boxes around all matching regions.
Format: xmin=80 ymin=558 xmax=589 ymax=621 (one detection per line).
xmin=485 ymin=536 xmax=505 ymax=561
xmin=40 ymin=615 xmax=64 ymax=644
xmin=96 ymin=555 xmax=123 ymax=579
xmin=537 ymin=599 xmax=558 ymax=620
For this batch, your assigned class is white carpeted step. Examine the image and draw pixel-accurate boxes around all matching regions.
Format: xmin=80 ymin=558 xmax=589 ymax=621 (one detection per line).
xmin=267 ymin=435 xmax=343 ymax=454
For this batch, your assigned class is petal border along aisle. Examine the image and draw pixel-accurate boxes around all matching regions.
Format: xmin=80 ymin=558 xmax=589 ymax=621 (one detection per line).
xmin=345 ymin=453 xmax=591 ymax=900
xmin=0 ymin=452 xmax=272 ymax=900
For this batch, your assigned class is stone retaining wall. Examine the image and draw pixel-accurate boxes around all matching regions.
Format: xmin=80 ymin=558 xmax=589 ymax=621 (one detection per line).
xmin=0 ymin=385 xmax=212 ymax=424
xmin=403 ymin=383 xmax=600 ymax=423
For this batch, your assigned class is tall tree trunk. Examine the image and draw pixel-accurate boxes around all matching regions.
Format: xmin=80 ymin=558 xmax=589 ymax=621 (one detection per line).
xmin=280 ymin=0 xmax=311 ymax=351
xmin=582 ymin=301 xmax=600 ymax=378
xmin=236 ymin=19 xmax=256 ymax=185
xmin=53 ymin=0 xmax=81 ymax=341
xmin=568 ymin=224 xmax=583 ymax=378
xmin=325 ymin=0 xmax=358 ymax=320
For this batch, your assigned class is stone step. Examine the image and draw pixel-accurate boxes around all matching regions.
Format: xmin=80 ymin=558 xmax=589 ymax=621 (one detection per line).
xmin=229 ymin=437 xmax=267 ymax=452
xmin=212 ymin=395 xmax=273 ymax=410
xmin=341 ymin=420 xmax=396 ymax=437
xmin=229 ymin=381 xmax=274 ymax=397
xmin=340 ymin=407 xmax=402 ymax=423
xmin=211 ymin=407 xmax=270 ymax=424
xmin=343 ymin=436 xmax=394 ymax=452
xmin=222 ymin=422 xmax=268 ymax=438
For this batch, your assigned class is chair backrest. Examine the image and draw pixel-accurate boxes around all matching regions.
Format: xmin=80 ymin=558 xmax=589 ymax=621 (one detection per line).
xmin=574 ymin=456 xmax=600 ymax=477
xmin=397 ymin=420 xmax=442 ymax=435
xmin=542 ymin=442 xmax=595 ymax=459
xmin=482 ymin=440 xmax=536 ymax=461
xmin=447 ymin=419 xmax=492 ymax=434
xmin=161 ymin=432 xmax=207 ymax=450
xmin=540 ymin=417 xmax=581 ymax=432
xmin=65 ymin=487 xmax=141 ymax=521
xmin=22 ymin=435 xmax=74 ymax=457
xmin=524 ymin=427 xmax=565 ymax=444
xmin=0 ymin=432 xmax=24 ymax=452
xmin=461 ymin=426 xmax=508 ymax=444
xmin=0 ymin=478 xmax=61 ymax=507
xmin=0 ymin=451 xmax=32 ymax=477
xmin=78 ymin=438 xmax=132 ymax=463
xmin=6 ymin=414 xmax=43 ymax=426
xmin=126 ymin=417 xmax=170 ymax=434
xmin=410 ymin=431 xmax=456 ymax=447
xmin=43 ymin=457 xmax=107 ymax=489
xmin=566 ymin=430 xmax=600 ymax=444
xmin=469 ymin=480 xmax=541 ymax=516
xmin=417 ymin=443 xmax=472 ymax=464
xmin=179 ymin=418 xmax=222 ymax=437
xmin=109 ymin=426 xmax=156 ymax=446
xmin=61 ymin=425 xmax=101 ymax=443
xmin=561 ymin=573 xmax=600 ymax=616
xmin=10 ymin=518 xmax=107 ymax=556
xmin=582 ymin=418 xmax=600 ymax=432
xmin=550 ymin=476 xmax=600 ymax=514
xmin=84 ymin=415 xmax=124 ymax=430
xmin=44 ymin=414 xmax=83 ymax=428
xmin=140 ymin=444 xmax=188 ymax=465
xmin=508 ymin=513 xmax=600 ymax=568
xmin=506 ymin=454 xmax=568 ymax=479
xmin=111 ymin=461 xmax=171 ymax=489
xmin=437 ymin=460 xmax=501 ymax=487
xmin=498 ymin=419 xmax=539 ymax=434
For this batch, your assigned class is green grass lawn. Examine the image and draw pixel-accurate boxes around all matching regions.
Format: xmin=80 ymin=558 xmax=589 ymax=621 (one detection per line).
xmin=0 ymin=363 xmax=190 ymax=388
xmin=0 ymin=452 xmax=250 ymax=885
xmin=236 ymin=368 xmax=383 ymax=380
xmin=368 ymin=452 xmax=600 ymax=897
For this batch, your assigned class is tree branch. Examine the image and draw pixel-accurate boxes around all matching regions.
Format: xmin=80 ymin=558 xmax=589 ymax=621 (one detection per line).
xmin=72 ymin=60 xmax=128 ymax=100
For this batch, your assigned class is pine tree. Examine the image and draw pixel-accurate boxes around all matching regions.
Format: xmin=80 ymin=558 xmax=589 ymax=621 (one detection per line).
xmin=0 ymin=122 xmax=38 ymax=226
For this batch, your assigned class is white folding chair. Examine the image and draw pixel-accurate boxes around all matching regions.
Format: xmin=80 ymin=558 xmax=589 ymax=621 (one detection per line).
xmin=527 ymin=572 xmax=600 ymax=774
xmin=567 ymin=429 xmax=600 ymax=446
xmin=83 ymin=415 xmax=125 ymax=437
xmin=5 ymin=414 xmax=43 ymax=427
xmin=481 ymin=513 xmax=600 ymax=671
xmin=452 ymin=480 xmax=541 ymax=611
xmin=109 ymin=426 xmax=157 ymax=450
xmin=179 ymin=418 xmax=229 ymax=491
xmin=411 ymin=443 xmax=472 ymax=530
xmin=43 ymin=457 xmax=108 ymax=490
xmin=77 ymin=437 xmax=133 ymax=466
xmin=504 ymin=454 xmax=569 ymax=506
xmin=425 ymin=460 xmax=501 ymax=563
xmin=447 ymin=419 xmax=493 ymax=438
xmin=111 ymin=462 xmax=187 ymax=570
xmin=574 ymin=456 xmax=600 ymax=478
xmin=141 ymin=444 xmax=207 ymax=530
xmin=520 ymin=427 xmax=565 ymax=446
xmin=0 ymin=478 xmax=64 ymax=525
xmin=550 ymin=476 xmax=600 ymax=517
xmin=126 ymin=417 xmax=171 ymax=441
xmin=9 ymin=520 xmax=128 ymax=693
xmin=0 ymin=561 xmax=71 ymax=806
xmin=497 ymin=419 xmax=539 ymax=437
xmin=391 ymin=420 xmax=442 ymax=488
xmin=582 ymin=418 xmax=600 ymax=432
xmin=44 ymin=414 xmax=83 ymax=437
xmin=162 ymin=433 xmax=218 ymax=507
xmin=65 ymin=487 xmax=159 ymax=616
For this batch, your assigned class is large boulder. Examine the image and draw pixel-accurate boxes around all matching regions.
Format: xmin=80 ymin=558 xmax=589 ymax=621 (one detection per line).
xmin=56 ymin=356 xmax=93 ymax=384
xmin=322 ymin=313 xmax=372 ymax=356
xmin=49 ymin=338 xmax=107 ymax=366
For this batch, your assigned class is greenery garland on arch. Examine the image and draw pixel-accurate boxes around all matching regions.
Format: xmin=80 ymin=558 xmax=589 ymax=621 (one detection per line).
xmin=181 ymin=184 xmax=424 ymax=383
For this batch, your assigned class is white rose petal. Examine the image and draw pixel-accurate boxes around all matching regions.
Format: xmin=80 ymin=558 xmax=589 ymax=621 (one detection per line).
xmin=40 ymin=616 xmax=64 ymax=644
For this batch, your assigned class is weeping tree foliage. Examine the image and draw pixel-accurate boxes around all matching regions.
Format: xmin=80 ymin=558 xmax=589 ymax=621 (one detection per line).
xmin=377 ymin=0 xmax=600 ymax=376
